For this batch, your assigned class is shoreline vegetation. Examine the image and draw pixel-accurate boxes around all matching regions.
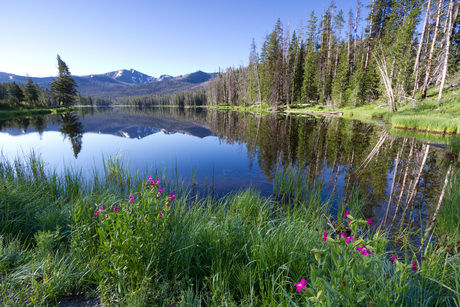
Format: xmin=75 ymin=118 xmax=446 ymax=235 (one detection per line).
xmin=0 ymin=106 xmax=75 ymax=120
xmin=211 ymin=84 xmax=460 ymax=136
xmin=0 ymin=154 xmax=459 ymax=305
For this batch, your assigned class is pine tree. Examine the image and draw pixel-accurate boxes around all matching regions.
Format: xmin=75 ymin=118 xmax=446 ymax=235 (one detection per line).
xmin=8 ymin=82 xmax=24 ymax=104
xmin=331 ymin=45 xmax=350 ymax=107
xmin=24 ymin=77 xmax=39 ymax=103
xmin=260 ymin=19 xmax=284 ymax=108
xmin=248 ymin=38 xmax=262 ymax=104
xmin=301 ymin=11 xmax=319 ymax=104
xmin=51 ymin=55 xmax=78 ymax=107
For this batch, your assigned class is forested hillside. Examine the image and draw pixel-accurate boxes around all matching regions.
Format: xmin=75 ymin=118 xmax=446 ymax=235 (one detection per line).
xmin=207 ymin=0 xmax=460 ymax=110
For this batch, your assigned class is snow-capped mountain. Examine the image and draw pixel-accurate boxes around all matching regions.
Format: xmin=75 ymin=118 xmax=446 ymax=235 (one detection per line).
xmin=103 ymin=69 xmax=157 ymax=84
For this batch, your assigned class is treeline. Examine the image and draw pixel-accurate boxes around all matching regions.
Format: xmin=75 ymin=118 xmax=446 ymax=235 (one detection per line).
xmin=0 ymin=79 xmax=49 ymax=110
xmin=207 ymin=0 xmax=460 ymax=110
xmin=114 ymin=89 xmax=207 ymax=107
xmin=76 ymin=94 xmax=112 ymax=106
xmin=0 ymin=79 xmax=112 ymax=110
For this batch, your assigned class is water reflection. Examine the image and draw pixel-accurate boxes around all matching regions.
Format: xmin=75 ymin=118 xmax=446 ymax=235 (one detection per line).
xmin=0 ymin=107 xmax=454 ymax=229
xmin=208 ymin=109 xmax=452 ymax=228
xmin=59 ymin=113 xmax=84 ymax=158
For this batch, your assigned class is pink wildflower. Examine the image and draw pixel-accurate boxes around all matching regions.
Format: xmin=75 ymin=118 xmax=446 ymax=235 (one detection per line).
xmin=98 ymin=206 xmax=103 ymax=211
xmin=170 ymin=193 xmax=175 ymax=200
xmin=129 ymin=196 xmax=136 ymax=202
xmin=158 ymin=188 xmax=164 ymax=194
xmin=113 ymin=205 xmax=118 ymax=212
xmin=166 ymin=203 xmax=169 ymax=208
xmin=158 ymin=211 xmax=162 ymax=217
xmin=391 ymin=254 xmax=397 ymax=263
xmin=344 ymin=210 xmax=350 ymax=219
xmin=367 ymin=218 xmax=375 ymax=225
xmin=345 ymin=235 xmax=356 ymax=243
xmin=294 ymin=278 xmax=307 ymax=293
xmin=357 ymin=245 xmax=372 ymax=256
xmin=323 ymin=232 xmax=328 ymax=242
xmin=148 ymin=176 xmax=152 ymax=181
xmin=340 ymin=233 xmax=347 ymax=238
xmin=94 ymin=211 xmax=99 ymax=217
xmin=412 ymin=262 xmax=417 ymax=271
xmin=156 ymin=180 xmax=160 ymax=185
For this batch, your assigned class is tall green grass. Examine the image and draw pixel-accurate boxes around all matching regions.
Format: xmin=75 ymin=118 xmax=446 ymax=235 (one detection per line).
xmin=390 ymin=115 xmax=460 ymax=134
xmin=0 ymin=154 xmax=459 ymax=306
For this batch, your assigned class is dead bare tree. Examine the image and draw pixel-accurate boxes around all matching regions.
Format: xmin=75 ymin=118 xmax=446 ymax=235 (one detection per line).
xmin=353 ymin=0 xmax=362 ymax=66
xmin=437 ymin=0 xmax=457 ymax=105
xmin=413 ymin=0 xmax=432 ymax=98
xmin=421 ymin=0 xmax=443 ymax=99
xmin=373 ymin=46 xmax=397 ymax=112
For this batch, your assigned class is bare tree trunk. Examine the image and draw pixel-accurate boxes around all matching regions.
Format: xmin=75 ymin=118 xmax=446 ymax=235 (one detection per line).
xmin=413 ymin=0 xmax=432 ymax=98
xmin=437 ymin=0 xmax=457 ymax=105
xmin=374 ymin=46 xmax=397 ymax=112
xmin=348 ymin=9 xmax=353 ymax=74
xmin=421 ymin=0 xmax=443 ymax=99
xmin=365 ymin=0 xmax=375 ymax=70
xmin=353 ymin=0 xmax=362 ymax=66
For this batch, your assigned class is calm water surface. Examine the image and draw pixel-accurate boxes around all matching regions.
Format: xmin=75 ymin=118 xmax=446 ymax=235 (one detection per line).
xmin=0 ymin=106 xmax=454 ymax=227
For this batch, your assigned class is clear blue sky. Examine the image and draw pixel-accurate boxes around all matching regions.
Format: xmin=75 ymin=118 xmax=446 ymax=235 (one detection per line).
xmin=0 ymin=0 xmax=367 ymax=78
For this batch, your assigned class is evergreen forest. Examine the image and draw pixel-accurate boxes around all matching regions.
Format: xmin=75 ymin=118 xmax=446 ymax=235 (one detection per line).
xmin=207 ymin=0 xmax=460 ymax=111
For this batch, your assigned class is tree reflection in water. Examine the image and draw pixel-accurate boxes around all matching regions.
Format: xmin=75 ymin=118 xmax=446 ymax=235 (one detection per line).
xmin=59 ymin=113 xmax=84 ymax=158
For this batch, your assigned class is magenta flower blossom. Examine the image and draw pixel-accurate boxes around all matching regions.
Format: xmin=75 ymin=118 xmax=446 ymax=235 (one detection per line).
xmin=340 ymin=233 xmax=347 ymax=238
xmin=323 ymin=232 xmax=328 ymax=242
xmin=148 ymin=176 xmax=152 ymax=181
xmin=391 ymin=254 xmax=397 ymax=263
xmin=150 ymin=181 xmax=155 ymax=186
xmin=113 ymin=205 xmax=118 ymax=212
xmin=367 ymin=218 xmax=375 ymax=225
xmin=98 ymin=206 xmax=104 ymax=211
xmin=129 ymin=196 xmax=136 ymax=202
xmin=158 ymin=188 xmax=164 ymax=194
xmin=156 ymin=180 xmax=160 ymax=185
xmin=344 ymin=210 xmax=350 ymax=219
xmin=94 ymin=211 xmax=99 ymax=217
xmin=170 ymin=193 xmax=175 ymax=200
xmin=357 ymin=245 xmax=372 ymax=256
xmin=412 ymin=262 xmax=417 ymax=271
xmin=158 ymin=211 xmax=162 ymax=217
xmin=166 ymin=203 xmax=169 ymax=208
xmin=294 ymin=278 xmax=307 ymax=293
xmin=345 ymin=235 xmax=356 ymax=243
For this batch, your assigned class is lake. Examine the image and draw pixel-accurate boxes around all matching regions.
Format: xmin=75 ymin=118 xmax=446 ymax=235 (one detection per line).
xmin=0 ymin=106 xmax=454 ymax=228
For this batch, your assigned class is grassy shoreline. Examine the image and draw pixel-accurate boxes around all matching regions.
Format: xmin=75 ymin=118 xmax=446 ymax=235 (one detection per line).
xmin=0 ymin=107 xmax=75 ymax=120
xmin=0 ymin=155 xmax=459 ymax=306
xmin=212 ymin=85 xmax=460 ymax=136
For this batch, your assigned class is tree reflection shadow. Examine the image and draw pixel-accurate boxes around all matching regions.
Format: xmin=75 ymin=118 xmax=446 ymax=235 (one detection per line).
xmin=59 ymin=113 xmax=84 ymax=158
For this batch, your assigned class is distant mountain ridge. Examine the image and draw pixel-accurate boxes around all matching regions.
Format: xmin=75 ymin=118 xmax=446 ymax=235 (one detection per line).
xmin=0 ymin=69 xmax=217 ymax=98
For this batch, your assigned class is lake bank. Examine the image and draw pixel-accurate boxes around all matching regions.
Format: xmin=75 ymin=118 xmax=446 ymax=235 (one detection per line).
xmin=0 ymin=106 xmax=74 ymax=120
xmin=212 ymin=86 xmax=460 ymax=136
